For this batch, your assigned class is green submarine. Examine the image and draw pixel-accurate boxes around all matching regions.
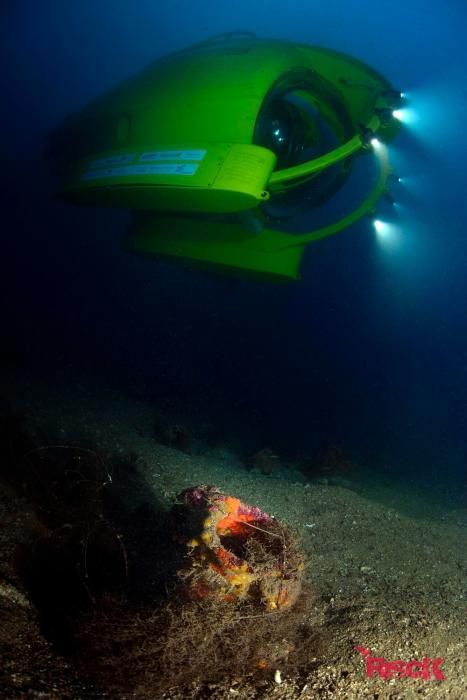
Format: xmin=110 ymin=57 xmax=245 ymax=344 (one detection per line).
xmin=47 ymin=31 xmax=403 ymax=280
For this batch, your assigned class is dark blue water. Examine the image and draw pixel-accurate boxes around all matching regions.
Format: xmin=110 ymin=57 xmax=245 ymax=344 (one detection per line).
xmin=1 ymin=0 xmax=466 ymax=503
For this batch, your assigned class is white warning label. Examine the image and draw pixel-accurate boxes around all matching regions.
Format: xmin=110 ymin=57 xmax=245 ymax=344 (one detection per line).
xmin=88 ymin=154 xmax=136 ymax=169
xmin=139 ymin=149 xmax=206 ymax=162
xmin=81 ymin=163 xmax=198 ymax=181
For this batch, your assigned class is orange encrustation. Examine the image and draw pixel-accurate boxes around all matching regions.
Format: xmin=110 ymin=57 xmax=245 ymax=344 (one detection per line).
xmin=176 ymin=485 xmax=304 ymax=611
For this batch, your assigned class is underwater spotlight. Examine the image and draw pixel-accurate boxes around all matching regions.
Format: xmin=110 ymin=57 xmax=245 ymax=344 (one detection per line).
xmin=47 ymin=32 xmax=403 ymax=281
xmin=388 ymin=173 xmax=403 ymax=184
xmin=373 ymin=219 xmax=387 ymax=234
xmin=382 ymin=88 xmax=406 ymax=102
xmin=392 ymin=107 xmax=417 ymax=125
xmin=373 ymin=218 xmax=394 ymax=237
xmin=373 ymin=218 xmax=400 ymax=247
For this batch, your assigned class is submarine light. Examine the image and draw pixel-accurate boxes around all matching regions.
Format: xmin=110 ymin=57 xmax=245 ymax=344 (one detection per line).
xmin=373 ymin=219 xmax=388 ymax=235
xmin=373 ymin=219 xmax=401 ymax=248
xmin=392 ymin=107 xmax=418 ymax=125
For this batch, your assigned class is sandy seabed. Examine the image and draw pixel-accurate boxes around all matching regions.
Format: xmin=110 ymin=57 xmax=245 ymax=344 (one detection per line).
xmin=0 ymin=374 xmax=466 ymax=699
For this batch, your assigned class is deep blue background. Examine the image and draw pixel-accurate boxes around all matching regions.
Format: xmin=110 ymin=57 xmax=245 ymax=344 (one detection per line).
xmin=1 ymin=1 xmax=466 ymax=488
